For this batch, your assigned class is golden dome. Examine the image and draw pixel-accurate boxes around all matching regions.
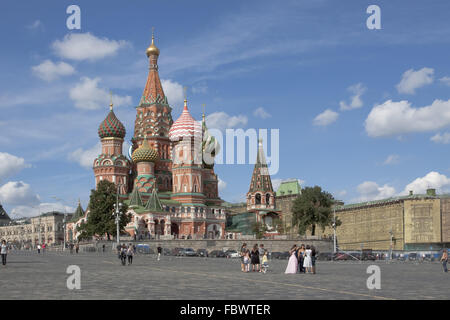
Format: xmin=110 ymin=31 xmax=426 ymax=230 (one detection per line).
xmin=132 ymin=137 xmax=159 ymax=163
xmin=146 ymin=31 xmax=160 ymax=57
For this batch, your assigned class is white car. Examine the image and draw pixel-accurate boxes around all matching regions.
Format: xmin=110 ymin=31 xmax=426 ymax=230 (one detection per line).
xmin=225 ymin=250 xmax=239 ymax=258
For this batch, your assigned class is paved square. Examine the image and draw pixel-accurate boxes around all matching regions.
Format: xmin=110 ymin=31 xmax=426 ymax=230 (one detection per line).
xmin=0 ymin=251 xmax=448 ymax=300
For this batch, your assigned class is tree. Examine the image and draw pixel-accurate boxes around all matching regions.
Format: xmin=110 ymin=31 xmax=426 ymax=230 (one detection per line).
xmin=77 ymin=180 xmax=130 ymax=241
xmin=292 ymin=186 xmax=340 ymax=236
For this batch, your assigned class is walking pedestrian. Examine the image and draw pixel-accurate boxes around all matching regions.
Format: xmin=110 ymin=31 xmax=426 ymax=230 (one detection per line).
xmin=261 ymin=251 xmax=269 ymax=274
xmin=285 ymin=245 xmax=298 ymax=274
xmin=157 ymin=245 xmax=162 ymax=261
xmin=102 ymin=244 xmax=105 ymax=253
xmin=127 ymin=245 xmax=134 ymax=265
xmin=441 ymin=248 xmax=448 ymax=273
xmin=120 ymin=245 xmax=127 ymax=266
xmin=75 ymin=243 xmax=79 ymax=254
xmin=1 ymin=240 xmax=8 ymax=266
xmin=37 ymin=244 xmax=41 ymax=254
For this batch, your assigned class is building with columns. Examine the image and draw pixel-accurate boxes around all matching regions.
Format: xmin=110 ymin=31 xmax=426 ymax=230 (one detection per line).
xmin=68 ymin=31 xmax=226 ymax=241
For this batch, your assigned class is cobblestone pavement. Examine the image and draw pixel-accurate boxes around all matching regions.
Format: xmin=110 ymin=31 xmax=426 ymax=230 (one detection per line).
xmin=0 ymin=251 xmax=448 ymax=300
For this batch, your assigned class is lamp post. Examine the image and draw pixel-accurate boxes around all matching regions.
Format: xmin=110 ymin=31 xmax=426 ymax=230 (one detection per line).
xmin=389 ymin=228 xmax=394 ymax=261
xmin=332 ymin=205 xmax=337 ymax=253
xmin=113 ymin=184 xmax=123 ymax=247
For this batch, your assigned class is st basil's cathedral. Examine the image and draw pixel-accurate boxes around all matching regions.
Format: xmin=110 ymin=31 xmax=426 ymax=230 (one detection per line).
xmin=69 ymin=32 xmax=227 ymax=240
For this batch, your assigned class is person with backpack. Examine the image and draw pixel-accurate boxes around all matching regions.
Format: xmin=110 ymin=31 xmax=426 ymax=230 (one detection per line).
xmin=1 ymin=240 xmax=8 ymax=266
xmin=120 ymin=245 xmax=127 ymax=266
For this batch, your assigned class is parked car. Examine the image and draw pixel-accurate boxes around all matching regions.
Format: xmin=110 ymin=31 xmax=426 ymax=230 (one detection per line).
xmin=171 ymin=247 xmax=185 ymax=256
xmin=136 ymin=244 xmax=152 ymax=254
xmin=196 ymin=249 xmax=208 ymax=257
xmin=163 ymin=248 xmax=171 ymax=256
xmin=181 ymin=248 xmax=197 ymax=257
xmin=225 ymin=250 xmax=239 ymax=258
xmin=209 ymin=250 xmax=227 ymax=258
xmin=362 ymin=253 xmax=376 ymax=261
xmin=270 ymin=252 xmax=282 ymax=259
xmin=317 ymin=252 xmax=332 ymax=261
xmin=408 ymin=252 xmax=418 ymax=261
xmin=333 ymin=252 xmax=350 ymax=261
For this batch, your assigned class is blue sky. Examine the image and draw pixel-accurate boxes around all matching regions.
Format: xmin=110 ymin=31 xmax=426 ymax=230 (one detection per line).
xmin=1 ymin=0 xmax=450 ymax=218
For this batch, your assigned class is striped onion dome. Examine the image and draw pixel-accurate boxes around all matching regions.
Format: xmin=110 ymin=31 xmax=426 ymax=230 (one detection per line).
xmin=98 ymin=105 xmax=126 ymax=139
xmin=169 ymin=99 xmax=202 ymax=141
xmin=132 ymin=137 xmax=158 ymax=163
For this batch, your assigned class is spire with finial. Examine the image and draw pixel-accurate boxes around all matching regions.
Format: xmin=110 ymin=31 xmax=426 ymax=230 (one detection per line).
xmin=183 ymin=86 xmax=188 ymax=110
xmin=109 ymin=91 xmax=113 ymax=111
xmin=146 ymin=27 xmax=160 ymax=57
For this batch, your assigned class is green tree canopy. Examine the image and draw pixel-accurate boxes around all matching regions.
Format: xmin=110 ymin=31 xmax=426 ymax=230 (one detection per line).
xmin=292 ymin=186 xmax=340 ymax=236
xmin=77 ymin=180 xmax=130 ymax=241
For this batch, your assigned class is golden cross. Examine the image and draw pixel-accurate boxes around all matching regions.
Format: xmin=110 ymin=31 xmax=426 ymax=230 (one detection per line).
xmin=109 ymin=91 xmax=113 ymax=110
xmin=183 ymin=86 xmax=188 ymax=101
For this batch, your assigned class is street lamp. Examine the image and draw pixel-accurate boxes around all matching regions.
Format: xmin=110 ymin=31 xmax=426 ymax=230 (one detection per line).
xmin=113 ymin=184 xmax=124 ymax=247
xmin=332 ymin=205 xmax=337 ymax=254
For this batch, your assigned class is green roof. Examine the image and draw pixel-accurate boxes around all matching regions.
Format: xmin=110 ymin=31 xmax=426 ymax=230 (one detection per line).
xmin=276 ymin=180 xmax=301 ymax=197
xmin=145 ymin=188 xmax=164 ymax=212
xmin=129 ymin=186 xmax=144 ymax=207
xmin=71 ymin=202 xmax=84 ymax=222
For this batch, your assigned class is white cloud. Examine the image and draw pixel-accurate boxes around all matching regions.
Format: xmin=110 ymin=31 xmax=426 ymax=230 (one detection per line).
xmin=365 ymin=99 xmax=450 ymax=138
xmin=402 ymin=171 xmax=450 ymax=195
xmin=336 ymin=190 xmax=347 ymax=198
xmin=439 ymin=76 xmax=450 ymax=86
xmin=431 ymin=132 xmax=450 ymax=144
xmin=339 ymin=83 xmax=367 ymax=111
xmin=27 ymin=20 xmax=43 ymax=30
xmin=10 ymin=203 xmax=75 ymax=219
xmin=68 ymin=142 xmax=102 ymax=169
xmin=218 ymin=178 xmax=227 ymax=192
xmin=69 ymin=77 xmax=132 ymax=110
xmin=161 ymin=79 xmax=184 ymax=107
xmin=0 ymin=181 xmax=40 ymax=206
xmin=396 ymin=67 xmax=434 ymax=94
xmin=383 ymin=154 xmax=400 ymax=165
xmin=206 ymin=112 xmax=248 ymax=131
xmin=355 ymin=181 xmax=396 ymax=202
xmin=0 ymin=153 xmax=30 ymax=182
xmin=52 ymin=32 xmax=128 ymax=61
xmin=32 ymin=60 xmax=75 ymax=81
xmin=192 ymin=84 xmax=208 ymax=94
xmin=253 ymin=107 xmax=272 ymax=119
xmin=313 ymin=109 xmax=339 ymax=126
xmin=272 ymin=178 xmax=305 ymax=192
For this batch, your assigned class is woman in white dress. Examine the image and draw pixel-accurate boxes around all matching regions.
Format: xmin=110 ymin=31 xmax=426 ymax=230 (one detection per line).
xmin=285 ymin=245 xmax=298 ymax=274
xmin=303 ymin=245 xmax=312 ymax=273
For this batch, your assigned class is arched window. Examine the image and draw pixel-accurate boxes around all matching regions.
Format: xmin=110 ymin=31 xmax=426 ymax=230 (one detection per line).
xmin=187 ymin=207 xmax=191 ymax=213
xmin=255 ymin=193 xmax=261 ymax=205
xmin=266 ymin=193 xmax=271 ymax=204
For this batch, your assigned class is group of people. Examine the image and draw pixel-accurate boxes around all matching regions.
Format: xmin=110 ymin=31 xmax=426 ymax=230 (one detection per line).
xmin=240 ymin=243 xmax=269 ymax=273
xmin=285 ymin=244 xmax=317 ymax=274
xmin=117 ymin=243 xmax=135 ymax=266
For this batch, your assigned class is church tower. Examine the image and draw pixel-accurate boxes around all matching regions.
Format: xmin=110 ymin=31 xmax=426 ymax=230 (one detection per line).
xmin=132 ymin=30 xmax=173 ymax=193
xmin=94 ymin=101 xmax=130 ymax=194
xmin=246 ymin=138 xmax=275 ymax=211
xmin=169 ymin=97 xmax=204 ymax=205
xmin=131 ymin=136 xmax=159 ymax=193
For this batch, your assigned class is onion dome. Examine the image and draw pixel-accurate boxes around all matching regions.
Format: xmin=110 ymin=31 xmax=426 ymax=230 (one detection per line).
xmin=132 ymin=137 xmax=158 ymax=163
xmin=169 ymin=99 xmax=202 ymax=141
xmin=98 ymin=103 xmax=126 ymax=139
xmin=146 ymin=31 xmax=160 ymax=57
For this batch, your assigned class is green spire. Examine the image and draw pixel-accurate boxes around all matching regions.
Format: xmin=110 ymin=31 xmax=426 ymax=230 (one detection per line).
xmin=129 ymin=184 xmax=144 ymax=207
xmin=145 ymin=187 xmax=164 ymax=212
xmin=71 ymin=200 xmax=84 ymax=222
